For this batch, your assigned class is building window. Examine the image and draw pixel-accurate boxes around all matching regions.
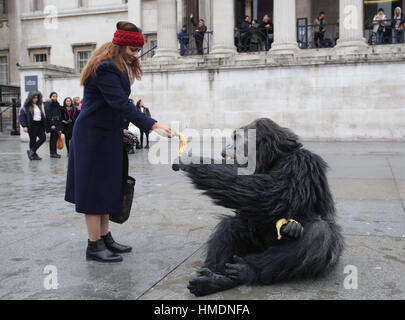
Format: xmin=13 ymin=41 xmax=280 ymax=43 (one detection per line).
xmin=34 ymin=53 xmax=47 ymax=63
xmin=32 ymin=0 xmax=43 ymax=12
xmin=28 ymin=47 xmax=51 ymax=64
xmin=72 ymin=43 xmax=96 ymax=73
xmin=0 ymin=56 xmax=8 ymax=85
xmin=77 ymin=51 xmax=91 ymax=73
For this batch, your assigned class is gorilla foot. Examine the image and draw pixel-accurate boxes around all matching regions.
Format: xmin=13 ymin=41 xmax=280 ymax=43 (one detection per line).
xmin=187 ymin=268 xmax=240 ymax=297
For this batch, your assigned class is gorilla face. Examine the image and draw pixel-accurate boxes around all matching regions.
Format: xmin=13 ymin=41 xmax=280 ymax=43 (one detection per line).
xmin=222 ymin=118 xmax=303 ymax=174
xmin=222 ymin=129 xmax=249 ymax=162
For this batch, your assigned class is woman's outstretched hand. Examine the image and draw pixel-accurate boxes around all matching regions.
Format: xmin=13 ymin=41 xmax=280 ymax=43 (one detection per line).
xmin=152 ymin=123 xmax=177 ymax=138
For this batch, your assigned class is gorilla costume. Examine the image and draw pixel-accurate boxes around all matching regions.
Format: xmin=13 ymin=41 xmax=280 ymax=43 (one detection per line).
xmin=173 ymin=118 xmax=344 ymax=297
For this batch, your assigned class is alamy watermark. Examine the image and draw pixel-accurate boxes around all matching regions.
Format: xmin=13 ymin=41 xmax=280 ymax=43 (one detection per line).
xmin=44 ymin=5 xmax=58 ymax=30
xmin=43 ymin=265 xmax=59 ymax=290
xmin=146 ymin=123 xmax=257 ymax=175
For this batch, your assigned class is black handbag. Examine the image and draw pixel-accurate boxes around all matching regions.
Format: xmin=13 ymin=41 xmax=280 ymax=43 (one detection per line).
xmin=109 ymin=176 xmax=136 ymax=224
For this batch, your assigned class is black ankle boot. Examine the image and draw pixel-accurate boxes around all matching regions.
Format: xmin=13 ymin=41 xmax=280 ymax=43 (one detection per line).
xmin=33 ymin=152 xmax=42 ymax=161
xmin=27 ymin=150 xmax=34 ymax=160
xmin=86 ymin=239 xmax=123 ymax=263
xmin=101 ymin=232 xmax=132 ymax=253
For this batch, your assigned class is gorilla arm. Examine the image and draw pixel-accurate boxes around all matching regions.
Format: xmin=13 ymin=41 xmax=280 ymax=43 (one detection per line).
xmin=173 ymin=158 xmax=300 ymax=219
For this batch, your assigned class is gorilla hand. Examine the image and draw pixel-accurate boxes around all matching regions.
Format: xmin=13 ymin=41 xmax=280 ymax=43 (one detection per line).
xmin=172 ymin=155 xmax=208 ymax=172
xmin=172 ymin=156 xmax=188 ymax=172
xmin=280 ymin=220 xmax=304 ymax=240
xmin=225 ymin=256 xmax=256 ymax=284
xmin=188 ymin=268 xmax=239 ymax=297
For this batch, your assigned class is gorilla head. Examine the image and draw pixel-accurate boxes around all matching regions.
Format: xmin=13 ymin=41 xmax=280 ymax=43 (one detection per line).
xmin=222 ymin=118 xmax=303 ymax=174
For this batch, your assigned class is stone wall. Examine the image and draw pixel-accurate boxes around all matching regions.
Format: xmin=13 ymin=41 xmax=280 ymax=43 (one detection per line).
xmin=132 ymin=50 xmax=405 ymax=141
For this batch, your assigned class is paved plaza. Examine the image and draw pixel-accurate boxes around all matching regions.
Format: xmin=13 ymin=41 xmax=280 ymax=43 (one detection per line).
xmin=0 ymin=134 xmax=405 ymax=300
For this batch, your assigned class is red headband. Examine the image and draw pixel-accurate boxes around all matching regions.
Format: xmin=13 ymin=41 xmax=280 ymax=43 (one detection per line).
xmin=112 ymin=29 xmax=145 ymax=48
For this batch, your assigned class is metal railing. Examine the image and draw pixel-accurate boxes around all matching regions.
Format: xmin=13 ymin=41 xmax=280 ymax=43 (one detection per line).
xmin=0 ymin=85 xmax=20 ymax=106
xmin=365 ymin=18 xmax=405 ymax=45
xmin=177 ymin=31 xmax=213 ymax=56
xmin=0 ymin=106 xmax=11 ymax=132
xmin=297 ymin=20 xmax=339 ymax=49
xmin=0 ymin=86 xmax=21 ymax=134
xmin=234 ymin=27 xmax=273 ymax=53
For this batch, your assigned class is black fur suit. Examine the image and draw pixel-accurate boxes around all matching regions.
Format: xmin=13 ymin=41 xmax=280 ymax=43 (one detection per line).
xmin=173 ymin=118 xmax=344 ymax=296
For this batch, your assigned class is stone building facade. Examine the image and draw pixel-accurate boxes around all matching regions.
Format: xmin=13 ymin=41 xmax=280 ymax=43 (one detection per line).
xmin=1 ymin=0 xmax=405 ymax=140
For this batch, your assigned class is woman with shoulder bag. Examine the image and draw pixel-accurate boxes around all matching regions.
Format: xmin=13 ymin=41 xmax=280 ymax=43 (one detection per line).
xmin=61 ymin=97 xmax=79 ymax=154
xmin=65 ymin=21 xmax=177 ymax=263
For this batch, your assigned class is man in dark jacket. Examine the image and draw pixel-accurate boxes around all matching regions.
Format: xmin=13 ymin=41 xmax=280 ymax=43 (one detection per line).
xmin=239 ymin=15 xmax=251 ymax=52
xmin=44 ymin=91 xmax=63 ymax=158
xmin=190 ymin=13 xmax=207 ymax=55
xmin=314 ymin=11 xmax=327 ymax=48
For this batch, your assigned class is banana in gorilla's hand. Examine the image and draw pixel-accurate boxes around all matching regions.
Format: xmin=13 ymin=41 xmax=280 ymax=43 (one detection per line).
xmin=276 ymin=218 xmax=303 ymax=240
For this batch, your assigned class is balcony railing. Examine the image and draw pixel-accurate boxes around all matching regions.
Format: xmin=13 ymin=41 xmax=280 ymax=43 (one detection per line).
xmin=297 ymin=18 xmax=339 ymax=49
xmin=234 ymin=27 xmax=273 ymax=53
xmin=178 ymin=31 xmax=213 ymax=56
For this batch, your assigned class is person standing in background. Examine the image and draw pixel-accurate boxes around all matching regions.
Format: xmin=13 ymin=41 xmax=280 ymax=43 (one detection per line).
xmin=314 ymin=11 xmax=327 ymax=48
xmin=136 ymin=99 xmax=152 ymax=149
xmin=260 ymin=14 xmax=273 ymax=51
xmin=190 ymin=13 xmax=207 ymax=55
xmin=19 ymin=91 xmax=46 ymax=161
xmin=392 ymin=7 xmax=405 ymax=44
xmin=61 ymin=97 xmax=79 ymax=155
xmin=372 ymin=8 xmax=388 ymax=45
xmin=178 ymin=25 xmax=189 ymax=56
xmin=44 ymin=92 xmax=63 ymax=159
xmin=73 ymin=96 xmax=82 ymax=114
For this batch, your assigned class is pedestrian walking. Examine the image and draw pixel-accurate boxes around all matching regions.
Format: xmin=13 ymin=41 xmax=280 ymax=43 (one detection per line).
xmin=19 ymin=91 xmax=46 ymax=161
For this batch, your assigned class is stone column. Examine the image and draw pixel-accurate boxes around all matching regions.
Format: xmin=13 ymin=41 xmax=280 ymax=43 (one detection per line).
xmin=270 ymin=0 xmax=298 ymax=55
xmin=128 ymin=0 xmax=142 ymax=29
xmin=210 ymin=0 xmax=235 ymax=56
xmin=335 ymin=0 xmax=368 ymax=50
xmin=154 ymin=0 xmax=179 ymax=60
xmin=7 ymin=0 xmax=24 ymax=86
xmin=176 ymin=0 xmax=183 ymax=34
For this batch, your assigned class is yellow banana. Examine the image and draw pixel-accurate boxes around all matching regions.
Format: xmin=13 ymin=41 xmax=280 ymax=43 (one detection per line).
xmin=275 ymin=218 xmax=300 ymax=240
xmin=178 ymin=133 xmax=187 ymax=157
xmin=276 ymin=218 xmax=288 ymax=240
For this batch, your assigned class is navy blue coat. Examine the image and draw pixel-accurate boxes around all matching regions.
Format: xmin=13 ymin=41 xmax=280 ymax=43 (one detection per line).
xmin=65 ymin=60 xmax=157 ymax=214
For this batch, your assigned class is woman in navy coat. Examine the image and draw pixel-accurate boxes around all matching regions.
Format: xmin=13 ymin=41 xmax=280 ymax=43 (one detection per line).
xmin=65 ymin=21 xmax=176 ymax=263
